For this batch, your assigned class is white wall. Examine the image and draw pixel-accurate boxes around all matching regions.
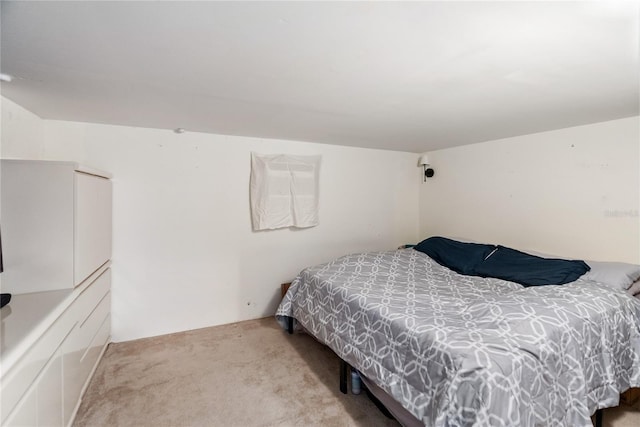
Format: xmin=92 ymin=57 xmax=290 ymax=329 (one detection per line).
xmin=1 ymin=96 xmax=419 ymax=341
xmin=4 ymin=96 xmax=639 ymax=342
xmin=1 ymin=97 xmax=45 ymax=159
xmin=42 ymin=120 xmax=419 ymax=341
xmin=419 ymin=117 xmax=640 ymax=263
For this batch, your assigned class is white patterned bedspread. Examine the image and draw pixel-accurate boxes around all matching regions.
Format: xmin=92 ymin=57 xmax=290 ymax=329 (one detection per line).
xmin=275 ymin=249 xmax=640 ymax=427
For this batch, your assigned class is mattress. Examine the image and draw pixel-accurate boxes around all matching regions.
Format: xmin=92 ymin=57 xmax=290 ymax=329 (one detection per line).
xmin=276 ymin=249 xmax=640 ymax=426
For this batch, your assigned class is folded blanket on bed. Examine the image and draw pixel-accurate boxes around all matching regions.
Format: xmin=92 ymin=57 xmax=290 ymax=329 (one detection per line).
xmin=414 ymin=237 xmax=590 ymax=286
xmin=413 ymin=236 xmax=494 ymax=275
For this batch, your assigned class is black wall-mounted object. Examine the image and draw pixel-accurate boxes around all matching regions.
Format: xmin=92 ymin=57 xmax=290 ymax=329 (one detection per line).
xmin=422 ymin=166 xmax=435 ymax=181
xmin=0 ymin=228 xmax=10 ymax=309
xmin=1 ymin=294 xmax=10 ymax=308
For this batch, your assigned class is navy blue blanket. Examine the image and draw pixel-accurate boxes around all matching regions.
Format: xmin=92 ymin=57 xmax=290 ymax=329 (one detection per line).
xmin=414 ymin=237 xmax=494 ymax=276
xmin=414 ymin=237 xmax=590 ymax=287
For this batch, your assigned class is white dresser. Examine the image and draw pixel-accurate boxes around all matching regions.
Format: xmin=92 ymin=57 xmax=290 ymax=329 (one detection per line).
xmin=0 ymin=160 xmax=112 ymax=427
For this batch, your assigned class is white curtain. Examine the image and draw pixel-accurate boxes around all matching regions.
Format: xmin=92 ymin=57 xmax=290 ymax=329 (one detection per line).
xmin=250 ymin=153 xmax=321 ymax=231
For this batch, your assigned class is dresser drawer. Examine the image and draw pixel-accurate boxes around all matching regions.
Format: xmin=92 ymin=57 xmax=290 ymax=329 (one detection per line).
xmin=2 ymin=382 xmax=37 ymax=426
xmin=62 ymin=305 xmax=110 ymax=425
xmin=61 ymin=270 xmax=111 ymax=425
xmin=1 ymin=268 xmax=111 ymax=425
xmin=73 ymin=269 xmax=110 ymax=325
xmin=1 ymin=307 xmax=75 ymax=424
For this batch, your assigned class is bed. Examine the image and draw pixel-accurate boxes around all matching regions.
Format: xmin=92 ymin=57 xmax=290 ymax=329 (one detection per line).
xmin=276 ymin=239 xmax=640 ymax=427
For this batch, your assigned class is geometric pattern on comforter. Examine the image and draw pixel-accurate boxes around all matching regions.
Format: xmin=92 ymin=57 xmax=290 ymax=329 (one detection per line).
xmin=275 ymin=249 xmax=640 ymax=427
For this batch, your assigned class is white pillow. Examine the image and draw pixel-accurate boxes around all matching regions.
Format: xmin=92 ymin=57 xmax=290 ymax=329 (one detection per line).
xmin=583 ymin=261 xmax=640 ymax=291
xmin=502 ymin=249 xmax=640 ymax=291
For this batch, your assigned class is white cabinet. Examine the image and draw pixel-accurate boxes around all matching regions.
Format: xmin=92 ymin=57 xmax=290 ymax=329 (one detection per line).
xmin=0 ymin=160 xmax=112 ymax=427
xmin=61 ymin=270 xmax=111 ymax=426
xmin=0 ymin=268 xmax=111 ymax=427
xmin=1 ymin=160 xmax=112 ymax=294
xmin=74 ymin=172 xmax=112 ymax=286
xmin=3 ymin=387 xmax=37 ymax=426
xmin=37 ymin=353 xmax=63 ymax=427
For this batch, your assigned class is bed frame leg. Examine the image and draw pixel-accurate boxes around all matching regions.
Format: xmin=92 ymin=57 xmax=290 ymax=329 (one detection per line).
xmin=594 ymin=409 xmax=603 ymax=427
xmin=340 ymin=359 xmax=348 ymax=394
xmin=287 ymin=316 xmax=294 ymax=334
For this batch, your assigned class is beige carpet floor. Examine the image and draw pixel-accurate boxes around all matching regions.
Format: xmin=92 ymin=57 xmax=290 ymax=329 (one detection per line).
xmin=74 ymin=318 xmax=640 ymax=427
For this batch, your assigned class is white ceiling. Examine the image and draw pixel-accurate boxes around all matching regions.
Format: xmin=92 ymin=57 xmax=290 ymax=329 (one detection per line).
xmin=1 ymin=1 xmax=638 ymax=153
